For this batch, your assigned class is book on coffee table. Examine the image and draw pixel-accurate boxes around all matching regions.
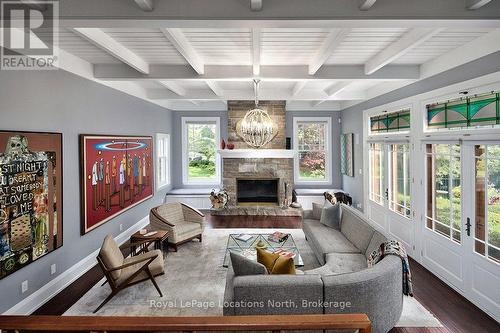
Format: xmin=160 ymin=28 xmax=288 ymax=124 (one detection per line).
xmin=235 ymin=234 xmax=252 ymax=242
xmin=268 ymin=231 xmax=289 ymax=243
xmin=273 ymin=248 xmax=296 ymax=259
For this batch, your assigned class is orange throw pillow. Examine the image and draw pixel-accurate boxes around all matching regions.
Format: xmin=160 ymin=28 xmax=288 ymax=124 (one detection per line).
xmin=271 ymin=255 xmax=296 ymax=275
xmin=256 ymin=247 xmax=296 ymax=274
xmin=256 ymin=247 xmax=279 ymax=272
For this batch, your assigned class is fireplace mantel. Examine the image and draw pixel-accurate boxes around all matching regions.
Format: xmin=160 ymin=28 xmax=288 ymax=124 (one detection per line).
xmin=218 ymin=149 xmax=296 ymax=159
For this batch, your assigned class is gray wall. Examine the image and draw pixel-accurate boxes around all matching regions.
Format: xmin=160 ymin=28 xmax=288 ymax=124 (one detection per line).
xmin=0 ymin=69 xmax=173 ymax=313
xmin=341 ymin=51 xmax=500 ymax=210
xmin=285 ymin=111 xmax=342 ymax=189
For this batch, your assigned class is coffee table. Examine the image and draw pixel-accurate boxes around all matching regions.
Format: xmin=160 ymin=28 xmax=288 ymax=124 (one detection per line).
xmin=223 ymin=233 xmax=303 ymax=268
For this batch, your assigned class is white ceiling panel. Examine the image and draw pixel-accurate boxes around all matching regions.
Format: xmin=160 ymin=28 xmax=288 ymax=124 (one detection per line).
xmin=181 ymin=28 xmax=252 ymax=65
xmin=326 ymin=28 xmax=408 ymax=65
xmin=99 ymin=28 xmax=187 ymax=64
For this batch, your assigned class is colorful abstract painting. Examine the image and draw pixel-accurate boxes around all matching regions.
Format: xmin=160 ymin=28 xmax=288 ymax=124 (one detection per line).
xmin=0 ymin=131 xmax=63 ymax=279
xmin=340 ymin=133 xmax=354 ymax=177
xmin=80 ymin=135 xmax=153 ymax=234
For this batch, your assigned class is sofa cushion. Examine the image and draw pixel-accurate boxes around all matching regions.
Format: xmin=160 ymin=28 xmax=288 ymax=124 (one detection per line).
xmin=303 ymin=219 xmax=360 ymax=264
xmin=325 ymin=253 xmax=368 ymax=274
xmin=230 ymin=252 xmax=268 ymax=276
xmin=340 ymin=205 xmax=375 ymax=253
xmin=320 ymin=202 xmax=341 ymax=230
xmin=365 ymin=230 xmax=389 ymax=258
xmin=312 ymin=202 xmax=323 ymax=220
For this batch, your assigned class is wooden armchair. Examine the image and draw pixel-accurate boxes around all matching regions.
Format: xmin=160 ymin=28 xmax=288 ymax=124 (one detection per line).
xmin=150 ymin=202 xmax=205 ymax=252
xmin=95 ymin=235 xmax=165 ymax=313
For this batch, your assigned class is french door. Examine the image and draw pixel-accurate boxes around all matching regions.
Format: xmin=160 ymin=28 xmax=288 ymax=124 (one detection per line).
xmin=367 ymin=142 xmax=414 ymax=256
xmin=423 ymin=142 xmax=500 ymax=321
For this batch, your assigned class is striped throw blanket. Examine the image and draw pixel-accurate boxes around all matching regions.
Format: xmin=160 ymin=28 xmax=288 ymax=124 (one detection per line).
xmin=367 ymin=240 xmax=414 ymax=296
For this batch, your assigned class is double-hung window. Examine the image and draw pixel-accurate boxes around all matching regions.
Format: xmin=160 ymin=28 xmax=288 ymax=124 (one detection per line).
xmin=156 ymin=133 xmax=170 ymax=190
xmin=293 ymin=117 xmax=331 ymax=184
xmin=181 ymin=117 xmax=220 ymax=185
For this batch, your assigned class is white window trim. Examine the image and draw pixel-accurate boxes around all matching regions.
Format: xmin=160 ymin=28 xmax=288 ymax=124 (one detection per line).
xmin=293 ymin=117 xmax=332 ymax=185
xmin=156 ymin=133 xmax=170 ymax=191
xmin=181 ymin=117 xmax=221 ymax=186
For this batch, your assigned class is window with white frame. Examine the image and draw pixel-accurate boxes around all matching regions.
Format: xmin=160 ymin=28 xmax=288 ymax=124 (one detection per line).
xmin=369 ymin=143 xmax=384 ymax=205
xmin=156 ymin=133 xmax=170 ymax=189
xmin=182 ymin=117 xmax=220 ymax=185
xmin=293 ymin=117 xmax=331 ymax=184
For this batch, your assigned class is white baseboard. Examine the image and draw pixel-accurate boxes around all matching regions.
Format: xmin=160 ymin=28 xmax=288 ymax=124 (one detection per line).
xmin=3 ymin=216 xmax=149 ymax=315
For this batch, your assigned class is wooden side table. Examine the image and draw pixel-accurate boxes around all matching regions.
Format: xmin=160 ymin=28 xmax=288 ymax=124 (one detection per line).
xmin=130 ymin=230 xmax=169 ymax=257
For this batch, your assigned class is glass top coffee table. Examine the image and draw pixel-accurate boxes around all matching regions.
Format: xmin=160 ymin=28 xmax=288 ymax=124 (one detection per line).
xmin=223 ymin=233 xmax=304 ymax=268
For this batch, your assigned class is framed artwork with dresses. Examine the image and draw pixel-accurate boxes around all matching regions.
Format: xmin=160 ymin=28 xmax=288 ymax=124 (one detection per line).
xmin=80 ymin=135 xmax=153 ymax=234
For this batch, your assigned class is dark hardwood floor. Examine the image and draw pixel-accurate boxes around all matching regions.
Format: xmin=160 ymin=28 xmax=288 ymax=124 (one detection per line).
xmin=34 ymin=215 xmax=500 ymax=333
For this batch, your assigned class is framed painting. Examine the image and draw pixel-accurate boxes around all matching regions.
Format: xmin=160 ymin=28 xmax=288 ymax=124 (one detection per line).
xmin=340 ymin=133 xmax=354 ymax=177
xmin=80 ymin=135 xmax=153 ymax=234
xmin=0 ymin=131 xmax=63 ymax=279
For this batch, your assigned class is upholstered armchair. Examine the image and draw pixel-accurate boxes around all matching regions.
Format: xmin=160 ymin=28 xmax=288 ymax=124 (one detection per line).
xmin=150 ymin=202 xmax=205 ymax=251
xmin=95 ymin=235 xmax=164 ymax=313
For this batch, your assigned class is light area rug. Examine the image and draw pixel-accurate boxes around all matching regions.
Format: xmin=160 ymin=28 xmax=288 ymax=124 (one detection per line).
xmin=65 ymin=228 xmax=442 ymax=327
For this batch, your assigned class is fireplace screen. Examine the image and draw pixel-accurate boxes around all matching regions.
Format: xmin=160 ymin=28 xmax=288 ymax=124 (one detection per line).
xmin=236 ymin=178 xmax=279 ymax=205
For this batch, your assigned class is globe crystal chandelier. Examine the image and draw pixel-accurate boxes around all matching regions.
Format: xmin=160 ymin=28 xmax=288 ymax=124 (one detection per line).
xmin=237 ymin=80 xmax=276 ymax=148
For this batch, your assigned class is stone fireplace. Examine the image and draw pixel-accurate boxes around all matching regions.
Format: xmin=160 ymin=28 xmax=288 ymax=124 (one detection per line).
xmin=221 ymin=100 xmax=294 ymax=207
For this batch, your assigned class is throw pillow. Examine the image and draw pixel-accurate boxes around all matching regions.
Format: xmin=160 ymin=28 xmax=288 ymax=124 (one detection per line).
xmin=320 ymin=202 xmax=341 ymax=230
xmin=230 ymin=251 xmax=268 ymax=276
xmin=271 ymin=255 xmax=296 ymax=275
xmin=312 ymin=202 xmax=323 ymax=220
xmin=256 ymin=247 xmax=279 ymax=272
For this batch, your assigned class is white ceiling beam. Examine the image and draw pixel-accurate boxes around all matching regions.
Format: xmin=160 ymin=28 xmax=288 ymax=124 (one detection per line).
xmin=325 ymin=82 xmax=352 ymax=97
xmin=421 ymin=28 xmax=500 ymax=79
xmin=134 ymin=0 xmax=154 ymax=11
xmin=146 ymin=88 xmax=365 ymax=101
xmin=359 ymin=0 xmax=377 ymax=10
xmin=292 ymin=81 xmax=307 ymax=96
xmin=206 ymin=80 xmax=224 ymax=96
xmin=73 ymin=28 xmax=149 ymax=74
xmin=365 ymin=28 xmax=443 ymax=75
xmin=252 ymin=28 xmax=261 ymax=76
xmin=314 ymin=81 xmax=352 ymax=107
xmin=250 ymin=0 xmax=263 ymax=11
xmin=160 ymin=28 xmax=205 ymax=75
xmin=309 ymin=29 xmax=350 ymax=75
xmin=94 ymin=64 xmax=420 ymax=81
xmin=466 ymin=0 xmax=492 ymax=10
xmin=158 ymin=81 xmax=186 ymax=96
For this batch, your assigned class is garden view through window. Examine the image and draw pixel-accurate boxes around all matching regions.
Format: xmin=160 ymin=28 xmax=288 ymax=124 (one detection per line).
xmin=425 ymin=144 xmax=462 ymax=243
xmin=185 ymin=121 xmax=218 ymax=183
xmin=475 ymin=145 xmax=500 ymax=263
xmin=295 ymin=120 xmax=329 ymax=183
xmin=389 ymin=144 xmax=411 ymax=218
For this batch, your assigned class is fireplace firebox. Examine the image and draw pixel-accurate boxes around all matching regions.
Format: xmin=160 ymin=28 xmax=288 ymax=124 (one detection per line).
xmin=236 ymin=178 xmax=279 ymax=205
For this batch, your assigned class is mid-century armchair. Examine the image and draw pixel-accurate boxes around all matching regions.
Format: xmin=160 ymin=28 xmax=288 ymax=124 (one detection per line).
xmin=150 ymin=202 xmax=205 ymax=251
xmin=95 ymin=235 xmax=165 ymax=313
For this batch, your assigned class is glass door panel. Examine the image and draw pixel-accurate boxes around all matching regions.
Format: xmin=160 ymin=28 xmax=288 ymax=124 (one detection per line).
xmin=425 ymin=144 xmax=462 ymax=243
xmin=474 ymin=145 xmax=500 ymax=264
xmin=389 ymin=144 xmax=411 ymax=218
xmin=369 ymin=143 xmax=384 ymax=205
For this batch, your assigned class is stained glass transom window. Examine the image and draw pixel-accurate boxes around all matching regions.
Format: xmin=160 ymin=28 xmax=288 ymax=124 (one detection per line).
xmin=370 ymin=109 xmax=411 ymax=133
xmin=427 ymin=91 xmax=500 ymax=130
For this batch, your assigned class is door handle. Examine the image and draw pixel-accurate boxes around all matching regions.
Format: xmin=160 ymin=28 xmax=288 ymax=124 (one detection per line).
xmin=466 ymin=217 xmax=471 ymax=237
xmin=384 ymin=189 xmax=389 ymax=200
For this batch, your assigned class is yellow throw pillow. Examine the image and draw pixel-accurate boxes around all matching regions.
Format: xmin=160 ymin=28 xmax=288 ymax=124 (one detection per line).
xmin=256 ymin=247 xmax=279 ymax=272
xmin=271 ymin=255 xmax=296 ymax=275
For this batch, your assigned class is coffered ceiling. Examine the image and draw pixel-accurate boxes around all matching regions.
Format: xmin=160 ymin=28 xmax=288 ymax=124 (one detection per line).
xmin=7 ymin=0 xmax=500 ymax=111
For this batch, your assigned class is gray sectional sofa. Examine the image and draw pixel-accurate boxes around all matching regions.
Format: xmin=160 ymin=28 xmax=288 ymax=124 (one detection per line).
xmin=223 ymin=204 xmax=403 ymax=333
